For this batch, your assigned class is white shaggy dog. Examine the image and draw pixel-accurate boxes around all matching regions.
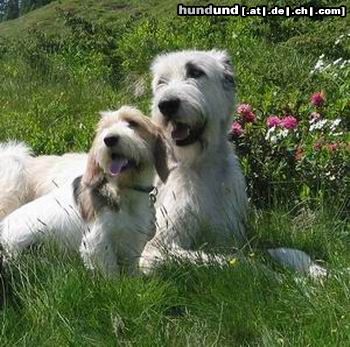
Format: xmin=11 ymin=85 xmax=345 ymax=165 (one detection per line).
xmin=0 ymin=107 xmax=169 ymax=276
xmin=140 ymin=50 xmax=248 ymax=270
xmin=139 ymin=50 xmax=326 ymax=279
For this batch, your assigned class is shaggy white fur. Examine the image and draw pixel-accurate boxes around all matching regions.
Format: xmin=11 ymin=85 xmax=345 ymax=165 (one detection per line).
xmin=0 ymin=142 xmax=33 ymax=219
xmin=140 ymin=50 xmax=248 ymax=271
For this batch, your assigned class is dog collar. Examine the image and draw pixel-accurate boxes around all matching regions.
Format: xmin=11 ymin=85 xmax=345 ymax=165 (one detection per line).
xmin=97 ymin=175 xmax=155 ymax=194
xmin=130 ymin=185 xmax=156 ymax=194
xmin=130 ymin=185 xmax=158 ymax=203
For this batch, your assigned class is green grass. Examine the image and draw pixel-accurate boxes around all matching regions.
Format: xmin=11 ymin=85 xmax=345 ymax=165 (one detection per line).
xmin=0 ymin=0 xmax=349 ymax=345
xmin=1 ymin=207 xmax=349 ymax=346
xmin=0 ymin=0 xmax=177 ymax=37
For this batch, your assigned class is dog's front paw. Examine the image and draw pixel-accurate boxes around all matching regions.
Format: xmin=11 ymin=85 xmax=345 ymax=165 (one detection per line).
xmin=79 ymin=238 xmax=120 ymax=277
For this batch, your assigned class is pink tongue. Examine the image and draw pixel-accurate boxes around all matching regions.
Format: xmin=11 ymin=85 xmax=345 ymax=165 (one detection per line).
xmin=171 ymin=124 xmax=190 ymax=141
xmin=109 ymin=158 xmax=128 ymax=176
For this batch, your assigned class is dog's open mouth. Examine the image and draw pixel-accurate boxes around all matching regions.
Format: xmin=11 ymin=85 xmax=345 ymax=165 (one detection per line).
xmin=109 ymin=153 xmax=137 ymax=176
xmin=171 ymin=121 xmax=206 ymax=147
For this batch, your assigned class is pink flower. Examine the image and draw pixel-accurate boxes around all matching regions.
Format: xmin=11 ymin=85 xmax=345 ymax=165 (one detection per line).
xmin=242 ymin=111 xmax=256 ymax=123
xmin=281 ymin=115 xmax=298 ymax=129
xmin=311 ymin=91 xmax=326 ymax=107
xmin=230 ymin=121 xmax=244 ymax=137
xmin=236 ymin=103 xmax=256 ymax=123
xmin=314 ymin=142 xmax=322 ymax=151
xmin=266 ymin=116 xmax=281 ymax=128
xmin=237 ymin=103 xmax=252 ymax=115
xmin=327 ymin=143 xmax=338 ymax=152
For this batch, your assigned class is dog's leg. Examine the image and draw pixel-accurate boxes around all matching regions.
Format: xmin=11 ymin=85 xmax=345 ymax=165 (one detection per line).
xmin=79 ymin=213 xmax=119 ymax=277
xmin=139 ymin=242 xmax=229 ymax=274
xmin=139 ymin=243 xmax=164 ymax=274
xmin=0 ymin=186 xmax=83 ymax=258
xmin=140 ymin=242 xmax=327 ymax=280
xmin=1 ymin=199 xmax=55 ymax=257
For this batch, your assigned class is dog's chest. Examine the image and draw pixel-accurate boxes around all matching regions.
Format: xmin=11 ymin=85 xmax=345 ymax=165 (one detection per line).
xmin=156 ymin=168 xmax=227 ymax=220
xmin=115 ymin=193 xmax=155 ymax=236
xmin=153 ymin=153 xmax=248 ymax=248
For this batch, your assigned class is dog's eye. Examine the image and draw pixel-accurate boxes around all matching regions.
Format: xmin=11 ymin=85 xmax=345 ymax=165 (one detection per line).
xmin=128 ymin=121 xmax=138 ymax=128
xmin=157 ymin=78 xmax=167 ymax=86
xmin=187 ymin=67 xmax=205 ymax=79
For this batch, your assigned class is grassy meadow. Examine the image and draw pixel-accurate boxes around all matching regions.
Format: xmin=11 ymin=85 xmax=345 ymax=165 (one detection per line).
xmin=0 ymin=0 xmax=349 ymax=345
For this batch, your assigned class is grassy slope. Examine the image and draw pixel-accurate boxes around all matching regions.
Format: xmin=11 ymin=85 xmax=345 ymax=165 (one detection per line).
xmin=0 ymin=0 xmax=180 ymax=37
xmin=0 ymin=0 xmax=348 ymax=154
xmin=0 ymin=0 xmax=349 ymax=346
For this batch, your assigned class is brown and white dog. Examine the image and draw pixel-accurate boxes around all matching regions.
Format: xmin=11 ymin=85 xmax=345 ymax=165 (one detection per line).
xmin=0 ymin=106 xmax=169 ymax=276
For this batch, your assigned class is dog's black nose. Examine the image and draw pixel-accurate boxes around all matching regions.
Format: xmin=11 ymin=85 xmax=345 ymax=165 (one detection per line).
xmin=158 ymin=98 xmax=180 ymax=118
xmin=104 ymin=136 xmax=119 ymax=147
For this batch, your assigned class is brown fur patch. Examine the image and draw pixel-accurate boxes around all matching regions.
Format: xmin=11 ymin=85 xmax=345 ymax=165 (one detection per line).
xmin=73 ymin=176 xmax=120 ymax=223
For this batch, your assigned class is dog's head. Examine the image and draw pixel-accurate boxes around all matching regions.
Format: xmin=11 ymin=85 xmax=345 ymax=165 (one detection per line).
xmin=151 ymin=50 xmax=235 ymax=162
xmin=82 ymin=106 xmax=169 ymax=188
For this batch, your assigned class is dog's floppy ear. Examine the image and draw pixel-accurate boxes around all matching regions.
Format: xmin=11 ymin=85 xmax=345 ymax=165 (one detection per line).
xmin=153 ymin=133 xmax=170 ymax=183
xmin=82 ymin=149 xmax=103 ymax=187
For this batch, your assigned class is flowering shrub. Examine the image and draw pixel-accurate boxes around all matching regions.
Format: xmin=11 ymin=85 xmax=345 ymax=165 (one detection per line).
xmin=229 ymin=92 xmax=349 ymax=206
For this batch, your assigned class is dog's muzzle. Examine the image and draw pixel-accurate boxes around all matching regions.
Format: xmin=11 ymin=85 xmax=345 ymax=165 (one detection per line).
xmin=102 ymin=135 xmax=138 ymax=176
xmin=104 ymin=135 xmax=119 ymax=147
xmin=108 ymin=154 xmax=137 ymax=176
xmin=158 ymin=97 xmax=180 ymax=119
xmin=170 ymin=121 xmax=206 ymax=147
xmin=158 ymin=97 xmax=206 ymax=147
